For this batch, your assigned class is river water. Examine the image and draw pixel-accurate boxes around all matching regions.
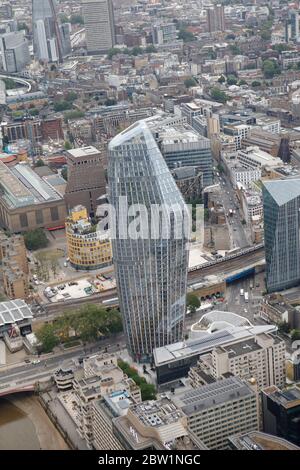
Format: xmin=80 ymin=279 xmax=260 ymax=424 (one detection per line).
xmin=0 ymin=397 xmax=40 ymax=450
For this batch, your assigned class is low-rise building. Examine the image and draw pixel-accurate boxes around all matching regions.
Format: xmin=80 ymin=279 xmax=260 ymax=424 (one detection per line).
xmin=259 ymin=294 xmax=300 ymax=329
xmin=0 ymin=161 xmax=66 ymax=233
xmin=66 ymin=205 xmax=112 ymax=270
xmin=113 ymin=397 xmax=207 ymax=450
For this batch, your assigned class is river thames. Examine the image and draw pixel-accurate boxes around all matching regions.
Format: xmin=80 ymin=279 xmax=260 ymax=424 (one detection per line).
xmin=0 ymin=394 xmax=68 ymax=450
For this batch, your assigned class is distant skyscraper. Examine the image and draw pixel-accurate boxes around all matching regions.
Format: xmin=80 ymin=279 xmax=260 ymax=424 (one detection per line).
xmin=263 ymin=179 xmax=300 ymax=293
xmin=288 ymin=9 xmax=300 ymax=42
xmin=82 ymin=0 xmax=116 ymax=54
xmin=0 ymin=31 xmax=30 ymax=73
xmin=108 ymin=120 xmax=189 ymax=361
xmin=207 ymin=4 xmax=225 ymax=33
xmin=32 ymin=0 xmax=67 ymax=63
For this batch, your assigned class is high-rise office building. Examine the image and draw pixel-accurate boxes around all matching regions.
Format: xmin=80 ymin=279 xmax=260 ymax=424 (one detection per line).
xmin=157 ymin=124 xmax=213 ymax=187
xmin=263 ymin=179 xmax=300 ymax=293
xmin=0 ymin=31 xmax=30 ymax=73
xmin=108 ymin=120 xmax=189 ymax=361
xmin=64 ymin=146 xmax=106 ymax=218
xmin=173 ymin=377 xmax=259 ymax=450
xmin=207 ymin=4 xmax=226 ymax=33
xmin=82 ymin=0 xmax=116 ymax=54
xmin=32 ymin=0 xmax=67 ymax=63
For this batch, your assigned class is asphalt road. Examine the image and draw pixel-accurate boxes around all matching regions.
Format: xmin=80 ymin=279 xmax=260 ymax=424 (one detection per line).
xmin=0 ymin=334 xmax=125 ymax=383
xmin=215 ymin=173 xmax=250 ymax=249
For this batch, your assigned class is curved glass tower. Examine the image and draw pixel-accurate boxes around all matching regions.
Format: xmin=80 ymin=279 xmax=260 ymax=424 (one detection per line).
xmin=108 ymin=120 xmax=189 ymax=361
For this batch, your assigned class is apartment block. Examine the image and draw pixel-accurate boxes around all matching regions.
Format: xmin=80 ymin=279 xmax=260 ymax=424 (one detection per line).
xmin=189 ymin=331 xmax=286 ymax=391
xmin=0 ymin=233 xmax=29 ymax=300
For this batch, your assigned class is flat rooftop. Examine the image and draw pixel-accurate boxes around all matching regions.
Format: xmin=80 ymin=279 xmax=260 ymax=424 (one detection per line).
xmin=229 ymin=431 xmax=300 ymax=450
xmin=153 ymin=324 xmax=277 ymax=367
xmin=159 ymin=125 xmax=210 ymax=146
xmin=0 ymin=162 xmax=63 ymax=208
xmin=264 ymin=386 xmax=300 ymax=409
xmin=66 ymin=146 xmax=100 ymax=158
xmin=173 ymin=376 xmax=254 ymax=416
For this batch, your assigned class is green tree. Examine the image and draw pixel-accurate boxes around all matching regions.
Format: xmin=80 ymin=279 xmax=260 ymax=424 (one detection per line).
xmin=178 ymin=28 xmax=196 ymax=42
xmin=227 ymin=75 xmax=237 ymax=86
xmin=64 ymin=110 xmax=85 ymax=121
xmin=184 ymin=77 xmax=197 ymax=88
xmin=229 ymin=44 xmax=241 ymax=55
xmin=53 ymin=100 xmax=73 ymax=112
xmin=140 ymin=383 xmax=157 ymax=401
xmin=262 ymin=59 xmax=281 ymax=79
xmin=272 ymin=44 xmax=292 ymax=53
xmin=107 ymin=48 xmax=120 ymax=59
xmin=187 ymin=293 xmax=201 ymax=314
xmin=252 ymin=80 xmax=262 ymax=87
xmin=238 ymin=79 xmax=247 ymax=86
xmin=36 ymin=324 xmax=59 ymax=353
xmin=278 ymin=321 xmax=290 ymax=333
xmin=61 ymin=167 xmax=68 ymax=181
xmin=24 ymin=229 xmax=49 ymax=251
xmin=218 ymin=75 xmax=226 ymax=83
xmin=70 ymin=15 xmax=84 ymax=25
xmin=291 ymin=329 xmax=300 ymax=341
xmin=146 ymin=45 xmax=157 ymax=53
xmin=210 ymin=87 xmax=228 ymax=103
xmin=35 ymin=158 xmax=45 ymax=167
xmin=64 ymin=140 xmax=72 ymax=150
xmin=1 ymin=78 xmax=16 ymax=90
xmin=65 ymin=91 xmax=78 ymax=102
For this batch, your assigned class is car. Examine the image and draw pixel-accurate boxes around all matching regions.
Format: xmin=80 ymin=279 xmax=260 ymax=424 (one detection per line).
xmin=64 ymin=262 xmax=68 ymax=267
xmin=58 ymin=285 xmax=66 ymax=290
xmin=32 ymin=359 xmax=40 ymax=365
xmin=68 ymin=281 xmax=78 ymax=286
xmin=25 ymin=358 xmax=31 ymax=364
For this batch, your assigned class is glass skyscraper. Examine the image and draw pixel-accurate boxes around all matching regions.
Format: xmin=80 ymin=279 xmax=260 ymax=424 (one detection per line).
xmin=32 ymin=0 xmax=67 ymax=63
xmin=108 ymin=120 xmax=190 ymax=361
xmin=263 ymin=179 xmax=300 ymax=293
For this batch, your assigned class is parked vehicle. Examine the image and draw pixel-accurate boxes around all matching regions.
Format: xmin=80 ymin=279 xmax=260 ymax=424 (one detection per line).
xmin=244 ymin=292 xmax=249 ymax=302
xmin=240 ymin=289 xmax=244 ymax=296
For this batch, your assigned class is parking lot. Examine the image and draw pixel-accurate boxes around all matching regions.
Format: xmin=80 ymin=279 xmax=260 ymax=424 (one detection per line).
xmin=45 ymin=279 xmax=97 ymax=302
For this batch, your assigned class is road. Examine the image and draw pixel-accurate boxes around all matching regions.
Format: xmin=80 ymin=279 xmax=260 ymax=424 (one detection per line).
xmin=0 ymin=334 xmax=125 ymax=389
xmin=215 ymin=172 xmax=250 ymax=249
